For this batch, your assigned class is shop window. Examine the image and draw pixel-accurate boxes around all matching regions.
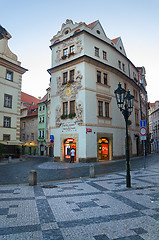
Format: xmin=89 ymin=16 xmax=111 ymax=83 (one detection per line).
xmin=98 ymin=138 xmax=109 ymax=161
xmin=64 ymin=138 xmax=76 ymax=161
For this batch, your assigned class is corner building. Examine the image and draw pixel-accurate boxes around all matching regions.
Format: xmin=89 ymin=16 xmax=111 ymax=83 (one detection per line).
xmin=48 ymin=20 xmax=146 ymax=162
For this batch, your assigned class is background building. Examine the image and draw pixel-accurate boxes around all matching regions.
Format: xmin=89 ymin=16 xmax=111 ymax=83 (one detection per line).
xmin=48 ymin=19 xmax=148 ymax=162
xmin=149 ymin=101 xmax=159 ymax=152
xmin=20 ymin=92 xmax=39 ymax=155
xmin=0 ymin=26 xmax=27 ymax=158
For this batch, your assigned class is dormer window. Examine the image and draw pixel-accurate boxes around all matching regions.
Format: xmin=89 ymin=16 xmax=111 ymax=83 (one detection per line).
xmin=97 ymin=30 xmax=100 ymax=34
xmin=65 ymin=30 xmax=69 ymax=35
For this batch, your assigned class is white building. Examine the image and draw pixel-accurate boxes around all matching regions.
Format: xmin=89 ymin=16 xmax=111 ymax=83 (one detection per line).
xmin=149 ymin=101 xmax=159 ymax=152
xmin=0 ymin=26 xmax=27 ymax=157
xmin=48 ymin=19 xmax=147 ymax=162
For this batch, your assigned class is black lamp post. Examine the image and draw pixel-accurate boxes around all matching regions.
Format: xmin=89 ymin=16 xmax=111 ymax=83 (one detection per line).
xmin=114 ymin=82 xmax=134 ymax=188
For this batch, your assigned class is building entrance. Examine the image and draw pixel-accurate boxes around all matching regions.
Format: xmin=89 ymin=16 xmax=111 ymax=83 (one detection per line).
xmin=98 ymin=138 xmax=109 ymax=161
xmin=64 ymin=138 xmax=76 ymax=161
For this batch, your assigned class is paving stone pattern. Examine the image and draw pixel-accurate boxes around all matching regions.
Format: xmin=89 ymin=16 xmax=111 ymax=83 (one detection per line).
xmin=0 ymin=164 xmax=159 ymax=239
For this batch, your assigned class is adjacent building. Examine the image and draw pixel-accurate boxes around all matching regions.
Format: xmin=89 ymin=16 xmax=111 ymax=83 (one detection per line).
xmin=149 ymin=101 xmax=159 ymax=152
xmin=20 ymin=92 xmax=39 ymax=155
xmin=48 ymin=19 xmax=148 ymax=162
xmin=0 ymin=26 xmax=27 ymax=157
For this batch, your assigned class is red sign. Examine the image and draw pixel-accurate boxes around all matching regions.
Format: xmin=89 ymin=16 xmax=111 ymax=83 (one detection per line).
xmin=102 ymin=144 xmax=108 ymax=155
xmin=86 ymin=128 xmax=92 ymax=132
xmin=66 ymin=138 xmax=74 ymax=142
xmin=139 ymin=127 xmax=147 ymax=136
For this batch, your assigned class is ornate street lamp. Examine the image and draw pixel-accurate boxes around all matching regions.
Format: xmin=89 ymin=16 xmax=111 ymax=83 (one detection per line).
xmin=114 ymin=82 xmax=134 ymax=188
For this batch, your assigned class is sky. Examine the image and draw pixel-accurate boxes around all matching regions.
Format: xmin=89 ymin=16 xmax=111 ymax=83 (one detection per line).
xmin=1 ymin=0 xmax=159 ymax=102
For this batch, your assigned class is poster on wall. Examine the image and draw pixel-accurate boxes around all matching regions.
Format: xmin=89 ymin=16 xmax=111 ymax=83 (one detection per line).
xmin=102 ymin=144 xmax=108 ymax=155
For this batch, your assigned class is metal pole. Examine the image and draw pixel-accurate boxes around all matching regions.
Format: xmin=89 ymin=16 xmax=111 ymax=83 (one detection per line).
xmin=143 ymin=140 xmax=146 ymax=169
xmin=125 ymin=111 xmax=131 ymax=188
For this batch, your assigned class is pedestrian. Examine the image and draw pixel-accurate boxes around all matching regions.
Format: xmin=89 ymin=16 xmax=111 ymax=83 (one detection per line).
xmin=70 ymin=148 xmax=75 ymax=163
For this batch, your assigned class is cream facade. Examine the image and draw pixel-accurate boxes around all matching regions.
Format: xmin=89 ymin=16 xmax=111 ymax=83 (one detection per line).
xmin=48 ymin=20 xmax=147 ymax=162
xmin=0 ymin=27 xmax=27 ymax=156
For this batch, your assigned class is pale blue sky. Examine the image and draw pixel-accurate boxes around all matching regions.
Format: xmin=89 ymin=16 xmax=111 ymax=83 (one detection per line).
xmin=1 ymin=0 xmax=159 ymax=102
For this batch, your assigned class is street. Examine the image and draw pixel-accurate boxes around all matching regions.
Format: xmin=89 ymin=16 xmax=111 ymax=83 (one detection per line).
xmin=0 ymin=153 xmax=158 ymax=185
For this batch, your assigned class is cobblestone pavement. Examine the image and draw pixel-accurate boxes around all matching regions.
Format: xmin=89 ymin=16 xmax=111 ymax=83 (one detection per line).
xmin=0 ymin=160 xmax=159 ymax=239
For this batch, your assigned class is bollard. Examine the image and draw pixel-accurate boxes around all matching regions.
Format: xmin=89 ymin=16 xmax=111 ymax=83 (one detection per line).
xmin=8 ymin=156 xmax=12 ymax=163
xmin=90 ymin=165 xmax=95 ymax=178
xmin=29 ymin=170 xmax=37 ymax=186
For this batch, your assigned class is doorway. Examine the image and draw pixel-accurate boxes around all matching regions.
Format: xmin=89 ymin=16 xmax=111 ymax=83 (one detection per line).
xmin=98 ymin=138 xmax=109 ymax=161
xmin=64 ymin=138 xmax=76 ymax=162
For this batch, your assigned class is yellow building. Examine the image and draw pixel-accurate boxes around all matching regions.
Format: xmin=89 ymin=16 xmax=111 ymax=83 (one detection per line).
xmin=0 ymin=26 xmax=27 ymax=158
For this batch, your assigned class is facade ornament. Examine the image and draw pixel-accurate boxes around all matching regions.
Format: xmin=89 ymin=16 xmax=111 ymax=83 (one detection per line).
xmin=76 ymin=102 xmax=83 ymax=123
xmin=55 ymin=37 xmax=83 ymax=63
xmin=56 ymin=70 xmax=82 ymax=101
xmin=55 ymin=105 xmax=61 ymax=127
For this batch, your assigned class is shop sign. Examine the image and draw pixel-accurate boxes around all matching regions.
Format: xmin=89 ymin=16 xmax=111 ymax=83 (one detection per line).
xmin=102 ymin=144 xmax=108 ymax=155
xmin=86 ymin=128 xmax=92 ymax=132
xmin=66 ymin=138 xmax=74 ymax=142
xmin=62 ymin=122 xmax=76 ymax=132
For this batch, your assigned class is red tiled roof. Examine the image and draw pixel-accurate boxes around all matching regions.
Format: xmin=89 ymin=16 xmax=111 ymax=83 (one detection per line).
xmin=87 ymin=21 xmax=98 ymax=29
xmin=39 ymin=94 xmax=47 ymax=103
xmin=149 ymin=103 xmax=155 ymax=107
xmin=111 ymin=37 xmax=120 ymax=45
xmin=21 ymin=92 xmax=39 ymax=105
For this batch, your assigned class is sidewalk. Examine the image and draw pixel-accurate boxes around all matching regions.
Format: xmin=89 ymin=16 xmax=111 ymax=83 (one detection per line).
xmin=0 ymin=162 xmax=159 ymax=239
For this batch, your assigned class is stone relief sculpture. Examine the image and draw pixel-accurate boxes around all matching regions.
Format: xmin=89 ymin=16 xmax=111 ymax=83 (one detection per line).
xmin=55 ymin=105 xmax=61 ymax=127
xmin=56 ymin=47 xmax=61 ymax=62
xmin=76 ymin=102 xmax=83 ymax=123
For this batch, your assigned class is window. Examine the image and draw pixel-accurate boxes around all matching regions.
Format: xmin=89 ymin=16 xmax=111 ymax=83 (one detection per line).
xmin=98 ymin=101 xmax=103 ymax=116
xmin=97 ymin=71 xmax=101 ymax=83
xmin=70 ymin=100 xmax=75 ymax=114
xmin=6 ymin=70 xmax=13 ymax=81
xmin=124 ymin=83 xmax=127 ymax=90
xmin=105 ymin=102 xmax=109 ymax=117
xmin=22 ymin=122 xmax=25 ymax=128
xmin=135 ymin=109 xmax=139 ymax=125
xmin=122 ymin=63 xmax=125 ymax=72
xmin=39 ymin=106 xmax=42 ymax=111
xmin=3 ymin=116 xmax=11 ymax=128
xmin=39 ymin=130 xmax=44 ymax=138
xmin=31 ymin=133 xmax=34 ymax=141
xmin=63 ymin=102 xmax=68 ymax=115
xmin=42 ymin=116 xmax=44 ymax=122
xmin=118 ymin=60 xmax=121 ymax=69
xmin=4 ymin=94 xmax=12 ymax=108
xmin=3 ymin=134 xmax=10 ymax=141
xmin=39 ymin=117 xmax=41 ymax=123
xmin=63 ymin=72 xmax=68 ymax=84
xmin=95 ymin=47 xmax=99 ymax=57
xmin=103 ymin=51 xmax=107 ymax=60
xmin=70 ymin=45 xmax=75 ymax=53
xmin=63 ymin=48 xmax=68 ymax=56
xmin=43 ymin=105 xmax=45 ymax=110
xmin=103 ymin=73 xmax=107 ymax=85
xmin=63 ymin=69 xmax=75 ymax=84
xmin=22 ymin=133 xmax=25 ymax=141
xmin=70 ymin=70 xmax=74 ymax=82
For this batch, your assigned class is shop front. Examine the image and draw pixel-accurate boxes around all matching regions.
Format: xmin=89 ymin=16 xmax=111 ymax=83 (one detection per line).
xmin=63 ymin=138 xmax=76 ymax=162
xmin=98 ymin=137 xmax=109 ymax=161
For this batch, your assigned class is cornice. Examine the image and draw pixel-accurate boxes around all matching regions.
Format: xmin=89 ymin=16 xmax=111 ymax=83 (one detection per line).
xmin=0 ymin=57 xmax=28 ymax=74
xmin=48 ymin=55 xmax=140 ymax=90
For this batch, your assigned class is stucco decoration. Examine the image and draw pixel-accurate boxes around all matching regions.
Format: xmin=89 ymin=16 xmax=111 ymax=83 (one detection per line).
xmin=55 ymin=105 xmax=61 ymax=127
xmin=56 ymin=70 xmax=82 ymax=101
xmin=55 ymin=36 xmax=83 ymax=63
xmin=76 ymin=101 xmax=83 ymax=123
